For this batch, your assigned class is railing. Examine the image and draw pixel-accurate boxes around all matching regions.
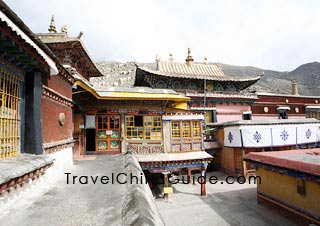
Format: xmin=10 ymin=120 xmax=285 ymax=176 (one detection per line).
xmin=128 ymin=142 xmax=164 ymax=154
xmin=0 ymin=68 xmax=20 ymax=159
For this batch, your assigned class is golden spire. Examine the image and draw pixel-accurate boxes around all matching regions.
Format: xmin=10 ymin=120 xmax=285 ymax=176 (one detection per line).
xmin=169 ymin=53 xmax=174 ymax=62
xmin=292 ymin=80 xmax=298 ymax=95
xmin=185 ymin=48 xmax=194 ymax=66
xmin=155 ymin=54 xmax=160 ymax=70
xmin=48 ymin=15 xmax=57 ymax=33
xmin=61 ymin=25 xmax=68 ymax=34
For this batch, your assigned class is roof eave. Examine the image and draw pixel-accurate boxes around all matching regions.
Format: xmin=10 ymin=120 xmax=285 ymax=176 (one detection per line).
xmin=137 ymin=66 xmax=262 ymax=82
xmin=0 ymin=1 xmax=60 ymax=75
xmin=37 ymin=37 xmax=103 ymax=77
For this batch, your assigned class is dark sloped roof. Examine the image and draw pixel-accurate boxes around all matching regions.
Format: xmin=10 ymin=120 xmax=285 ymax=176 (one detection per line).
xmin=158 ymin=61 xmax=225 ymax=78
xmin=0 ymin=1 xmax=61 ymax=66
xmin=138 ymin=61 xmax=262 ymax=82
xmin=37 ymin=33 xmax=102 ymax=77
xmin=0 ymin=1 xmax=77 ymax=81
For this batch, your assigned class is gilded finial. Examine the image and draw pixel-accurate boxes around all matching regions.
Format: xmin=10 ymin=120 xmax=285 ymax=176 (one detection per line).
xmin=155 ymin=54 xmax=160 ymax=62
xmin=77 ymin=31 xmax=83 ymax=39
xmin=48 ymin=15 xmax=57 ymax=33
xmin=61 ymin=25 xmax=68 ymax=34
xmin=155 ymin=54 xmax=160 ymax=70
xmin=185 ymin=48 xmax=194 ymax=66
xmin=169 ymin=53 xmax=174 ymax=62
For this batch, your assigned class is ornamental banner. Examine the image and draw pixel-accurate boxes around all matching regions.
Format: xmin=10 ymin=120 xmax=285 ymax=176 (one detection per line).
xmin=241 ymin=126 xmax=272 ymax=148
xmin=224 ymin=127 xmax=242 ymax=147
xmin=271 ymin=125 xmax=297 ymax=146
xmin=297 ymin=124 xmax=320 ymax=144
xmin=223 ymin=123 xmax=320 ymax=148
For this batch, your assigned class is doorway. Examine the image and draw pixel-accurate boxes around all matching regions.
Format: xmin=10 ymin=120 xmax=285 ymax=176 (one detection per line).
xmin=86 ymin=129 xmax=96 ymax=152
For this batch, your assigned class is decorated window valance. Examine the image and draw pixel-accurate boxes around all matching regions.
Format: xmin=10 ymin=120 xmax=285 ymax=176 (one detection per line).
xmin=224 ymin=124 xmax=320 ymax=148
xmin=162 ymin=114 xmax=204 ymax=121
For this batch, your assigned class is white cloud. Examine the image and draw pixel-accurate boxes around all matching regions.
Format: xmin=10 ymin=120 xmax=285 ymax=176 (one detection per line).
xmin=4 ymin=0 xmax=320 ymax=71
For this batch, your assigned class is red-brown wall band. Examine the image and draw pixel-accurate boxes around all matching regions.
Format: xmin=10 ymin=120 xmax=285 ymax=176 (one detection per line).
xmin=252 ymin=95 xmax=319 ymax=116
xmin=45 ymin=75 xmax=72 ymax=99
xmin=41 ymin=98 xmax=73 ymax=144
xmin=41 ymin=73 xmax=73 ymax=144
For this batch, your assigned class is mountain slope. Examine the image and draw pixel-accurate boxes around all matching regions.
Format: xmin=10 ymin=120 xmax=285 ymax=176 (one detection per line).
xmin=221 ymin=62 xmax=320 ymax=96
xmin=282 ymin=62 xmax=320 ymax=95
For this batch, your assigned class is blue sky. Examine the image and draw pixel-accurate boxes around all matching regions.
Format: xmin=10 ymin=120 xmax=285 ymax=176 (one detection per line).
xmin=5 ymin=0 xmax=320 ymax=71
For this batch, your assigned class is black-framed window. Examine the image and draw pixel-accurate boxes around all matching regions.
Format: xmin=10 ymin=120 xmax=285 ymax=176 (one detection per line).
xmin=278 ymin=110 xmax=288 ymax=119
xmin=211 ymin=110 xmax=217 ymax=123
xmin=242 ymin=112 xmax=252 ymax=120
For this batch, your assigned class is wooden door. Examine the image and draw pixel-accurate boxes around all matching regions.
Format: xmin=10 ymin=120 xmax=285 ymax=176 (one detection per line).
xmin=96 ymin=115 xmax=121 ymax=152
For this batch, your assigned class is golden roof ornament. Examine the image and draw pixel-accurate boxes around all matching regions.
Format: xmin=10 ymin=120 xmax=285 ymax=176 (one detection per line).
xmin=155 ymin=54 xmax=160 ymax=70
xmin=292 ymin=80 xmax=298 ymax=95
xmin=60 ymin=25 xmax=68 ymax=34
xmin=48 ymin=15 xmax=57 ymax=33
xmin=185 ymin=48 xmax=194 ymax=67
xmin=169 ymin=53 xmax=174 ymax=62
xmin=77 ymin=31 xmax=83 ymax=39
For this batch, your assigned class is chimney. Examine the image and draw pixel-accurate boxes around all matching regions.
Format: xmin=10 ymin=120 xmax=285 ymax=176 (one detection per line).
xmin=185 ymin=48 xmax=194 ymax=67
xmin=292 ymin=80 xmax=298 ymax=95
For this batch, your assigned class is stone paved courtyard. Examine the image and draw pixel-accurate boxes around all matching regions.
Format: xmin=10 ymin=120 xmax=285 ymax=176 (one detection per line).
xmin=156 ymin=172 xmax=298 ymax=226
xmin=0 ymin=158 xmax=299 ymax=226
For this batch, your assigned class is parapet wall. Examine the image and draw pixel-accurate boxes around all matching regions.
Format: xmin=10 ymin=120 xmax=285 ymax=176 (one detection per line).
xmin=0 ymin=154 xmax=53 ymax=207
xmin=122 ymin=154 xmax=165 ymax=226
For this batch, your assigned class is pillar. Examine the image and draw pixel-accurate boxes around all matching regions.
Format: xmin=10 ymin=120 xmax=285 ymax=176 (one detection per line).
xmin=242 ymin=149 xmax=247 ymax=177
xmin=162 ymin=171 xmax=170 ymax=201
xmin=200 ymin=169 xmax=206 ymax=196
xmin=24 ymin=71 xmax=43 ymax=155
xmin=187 ymin=168 xmax=192 ymax=184
xmin=121 ymin=113 xmax=126 ymax=153
xmin=19 ymin=80 xmax=25 ymax=154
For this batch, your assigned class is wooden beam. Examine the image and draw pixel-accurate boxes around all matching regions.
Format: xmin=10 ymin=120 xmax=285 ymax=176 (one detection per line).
xmin=0 ymin=39 xmax=15 ymax=47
